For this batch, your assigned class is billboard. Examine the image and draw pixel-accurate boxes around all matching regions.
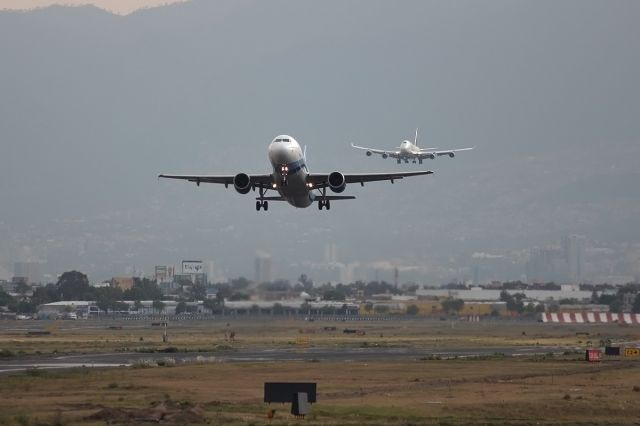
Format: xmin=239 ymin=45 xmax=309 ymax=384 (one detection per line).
xmin=182 ymin=260 xmax=203 ymax=274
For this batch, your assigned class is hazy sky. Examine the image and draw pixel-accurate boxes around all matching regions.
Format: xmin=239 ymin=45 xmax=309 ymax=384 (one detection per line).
xmin=0 ymin=0 xmax=186 ymax=15
xmin=0 ymin=1 xmax=639 ymax=283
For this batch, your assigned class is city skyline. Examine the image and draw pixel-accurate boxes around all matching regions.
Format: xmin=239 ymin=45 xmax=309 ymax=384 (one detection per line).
xmin=1 ymin=1 xmax=639 ymax=285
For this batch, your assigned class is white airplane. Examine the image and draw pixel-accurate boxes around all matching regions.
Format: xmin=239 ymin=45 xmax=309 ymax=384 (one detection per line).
xmin=159 ymin=134 xmax=433 ymax=211
xmin=351 ymin=129 xmax=474 ymax=164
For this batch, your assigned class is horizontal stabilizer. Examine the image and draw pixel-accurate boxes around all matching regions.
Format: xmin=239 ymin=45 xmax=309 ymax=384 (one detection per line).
xmin=256 ymin=196 xmax=287 ymax=201
xmin=320 ymin=195 xmax=356 ymax=200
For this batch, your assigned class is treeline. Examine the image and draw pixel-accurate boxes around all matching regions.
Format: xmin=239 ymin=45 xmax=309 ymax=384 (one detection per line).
xmin=212 ymin=275 xmax=403 ymax=303
xmin=1 ymin=271 xmax=166 ymax=314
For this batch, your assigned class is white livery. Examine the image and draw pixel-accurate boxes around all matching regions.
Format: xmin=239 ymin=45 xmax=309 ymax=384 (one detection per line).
xmin=159 ymin=134 xmax=433 ymax=211
xmin=351 ymin=129 xmax=474 ymax=164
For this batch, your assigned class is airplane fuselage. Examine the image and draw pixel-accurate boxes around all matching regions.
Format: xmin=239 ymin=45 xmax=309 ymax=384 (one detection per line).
xmin=268 ymin=135 xmax=314 ymax=208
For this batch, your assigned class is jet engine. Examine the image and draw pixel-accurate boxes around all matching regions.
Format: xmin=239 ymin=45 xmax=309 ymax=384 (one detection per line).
xmin=328 ymin=171 xmax=346 ymax=193
xmin=428 ymin=153 xmax=436 ymax=160
xmin=382 ymin=153 xmax=388 ymax=159
xmin=366 ymin=151 xmax=372 ymax=157
xmin=449 ymin=152 xmax=455 ymax=158
xmin=233 ymin=173 xmax=251 ymax=194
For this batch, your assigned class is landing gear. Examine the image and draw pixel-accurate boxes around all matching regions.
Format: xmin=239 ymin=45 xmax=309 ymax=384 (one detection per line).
xmin=256 ymin=187 xmax=269 ymax=211
xmin=397 ymin=159 xmax=401 ymax=164
xmin=317 ymin=186 xmax=330 ymax=210
xmin=318 ymin=199 xmax=330 ymax=210
xmin=418 ymin=159 xmax=423 ymax=164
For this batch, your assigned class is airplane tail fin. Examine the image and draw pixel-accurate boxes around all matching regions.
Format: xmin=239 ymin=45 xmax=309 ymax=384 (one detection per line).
xmin=303 ymin=145 xmax=307 ymax=160
xmin=414 ymin=128 xmax=418 ymax=147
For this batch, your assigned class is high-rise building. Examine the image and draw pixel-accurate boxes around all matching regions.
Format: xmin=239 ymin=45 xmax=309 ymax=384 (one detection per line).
xmin=254 ymin=252 xmax=272 ymax=284
xmin=563 ymin=235 xmax=586 ymax=283
xmin=13 ymin=262 xmax=44 ymax=285
xmin=324 ymin=243 xmax=338 ymax=264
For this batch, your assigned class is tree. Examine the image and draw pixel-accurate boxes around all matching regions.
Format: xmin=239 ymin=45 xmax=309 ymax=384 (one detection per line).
xmin=374 ymin=305 xmax=389 ymax=314
xmin=56 ymin=271 xmax=91 ymax=300
xmin=123 ymin=278 xmax=163 ymax=301
xmin=15 ymin=282 xmax=31 ymax=300
xmin=31 ymin=284 xmax=59 ymax=306
xmin=188 ymin=282 xmax=207 ymax=301
xmin=203 ymin=298 xmax=222 ymax=315
xmin=0 ymin=290 xmax=17 ymax=312
xmin=230 ymin=277 xmax=251 ymax=290
xmin=273 ymin=303 xmax=285 ymax=315
xmin=175 ymin=301 xmax=188 ymax=314
xmin=152 ymin=300 xmax=165 ymax=314
xmin=322 ymin=288 xmax=346 ymax=301
xmin=406 ymin=304 xmax=419 ymax=315
xmin=633 ymin=294 xmax=640 ymax=314
xmin=441 ymin=298 xmax=464 ymax=315
xmin=229 ymin=292 xmax=249 ymax=301
xmin=297 ymin=274 xmax=314 ymax=292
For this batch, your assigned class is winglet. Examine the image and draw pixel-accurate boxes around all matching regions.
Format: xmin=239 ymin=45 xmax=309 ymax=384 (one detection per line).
xmin=414 ymin=128 xmax=418 ymax=146
xmin=303 ymin=145 xmax=307 ymax=160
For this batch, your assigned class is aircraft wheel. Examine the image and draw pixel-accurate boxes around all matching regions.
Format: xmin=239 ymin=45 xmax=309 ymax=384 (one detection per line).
xmin=326 ymin=200 xmax=331 ymax=210
xmin=256 ymin=201 xmax=261 ymax=211
xmin=318 ymin=200 xmax=323 ymax=210
xmin=263 ymin=201 xmax=269 ymax=211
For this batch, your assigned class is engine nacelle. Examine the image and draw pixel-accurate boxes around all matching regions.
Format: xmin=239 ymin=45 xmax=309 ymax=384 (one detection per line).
xmin=448 ymin=152 xmax=455 ymax=158
xmin=233 ymin=173 xmax=251 ymax=194
xmin=328 ymin=171 xmax=346 ymax=193
xmin=366 ymin=151 xmax=372 ymax=157
xmin=428 ymin=153 xmax=436 ymax=160
xmin=381 ymin=153 xmax=388 ymax=159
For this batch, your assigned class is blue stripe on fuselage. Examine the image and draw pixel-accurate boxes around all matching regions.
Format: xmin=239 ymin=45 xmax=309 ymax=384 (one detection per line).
xmin=286 ymin=158 xmax=308 ymax=175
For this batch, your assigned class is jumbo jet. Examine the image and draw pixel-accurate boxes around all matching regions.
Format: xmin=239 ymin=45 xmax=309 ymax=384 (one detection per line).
xmin=159 ymin=135 xmax=433 ymax=211
xmin=351 ymin=129 xmax=474 ymax=164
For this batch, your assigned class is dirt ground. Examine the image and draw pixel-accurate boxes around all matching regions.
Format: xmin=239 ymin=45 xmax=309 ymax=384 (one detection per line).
xmin=1 ymin=319 xmax=640 ymax=425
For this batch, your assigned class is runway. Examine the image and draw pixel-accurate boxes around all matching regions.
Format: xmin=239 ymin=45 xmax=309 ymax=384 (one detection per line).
xmin=0 ymin=344 xmax=578 ymax=374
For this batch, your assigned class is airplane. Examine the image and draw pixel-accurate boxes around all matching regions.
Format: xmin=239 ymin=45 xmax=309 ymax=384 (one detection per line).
xmin=159 ymin=134 xmax=433 ymax=211
xmin=351 ymin=129 xmax=474 ymax=164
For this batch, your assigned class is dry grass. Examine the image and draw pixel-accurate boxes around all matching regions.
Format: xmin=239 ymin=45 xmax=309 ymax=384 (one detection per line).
xmin=2 ymin=319 xmax=640 ymax=424
xmin=1 ymin=358 xmax=640 ymax=425
xmin=2 ymin=318 xmax=638 ymax=356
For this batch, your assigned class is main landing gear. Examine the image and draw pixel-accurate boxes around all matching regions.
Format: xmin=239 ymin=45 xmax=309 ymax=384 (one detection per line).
xmin=256 ymin=186 xmax=269 ymax=211
xmin=318 ymin=199 xmax=330 ymax=210
xmin=317 ymin=186 xmax=330 ymax=210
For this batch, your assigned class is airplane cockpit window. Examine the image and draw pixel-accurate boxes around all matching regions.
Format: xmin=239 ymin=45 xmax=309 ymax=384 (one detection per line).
xmin=282 ymin=138 xmax=290 ymax=142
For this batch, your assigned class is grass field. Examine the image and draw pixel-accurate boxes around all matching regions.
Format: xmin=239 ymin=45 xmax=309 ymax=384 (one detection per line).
xmin=1 ymin=318 xmax=639 ymax=355
xmin=1 ymin=319 xmax=640 ymax=425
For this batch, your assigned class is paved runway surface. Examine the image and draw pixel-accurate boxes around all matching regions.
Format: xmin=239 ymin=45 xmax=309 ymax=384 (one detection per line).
xmin=0 ymin=344 xmax=577 ymax=374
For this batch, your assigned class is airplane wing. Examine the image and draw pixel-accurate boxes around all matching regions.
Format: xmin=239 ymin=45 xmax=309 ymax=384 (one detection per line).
xmin=306 ymin=171 xmax=433 ymax=189
xmin=158 ymin=173 xmax=272 ymax=188
xmin=257 ymin=195 xmax=356 ymax=201
xmin=351 ymin=143 xmax=400 ymax=158
xmin=419 ymin=147 xmax=475 ymax=157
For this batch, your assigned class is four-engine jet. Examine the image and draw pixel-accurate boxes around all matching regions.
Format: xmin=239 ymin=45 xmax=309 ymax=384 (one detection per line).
xmin=159 ymin=135 xmax=433 ymax=211
xmin=351 ymin=129 xmax=474 ymax=164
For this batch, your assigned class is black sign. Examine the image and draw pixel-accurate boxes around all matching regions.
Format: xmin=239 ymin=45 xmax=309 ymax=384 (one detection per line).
xmin=605 ymin=346 xmax=620 ymax=356
xmin=264 ymin=382 xmax=317 ymax=403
